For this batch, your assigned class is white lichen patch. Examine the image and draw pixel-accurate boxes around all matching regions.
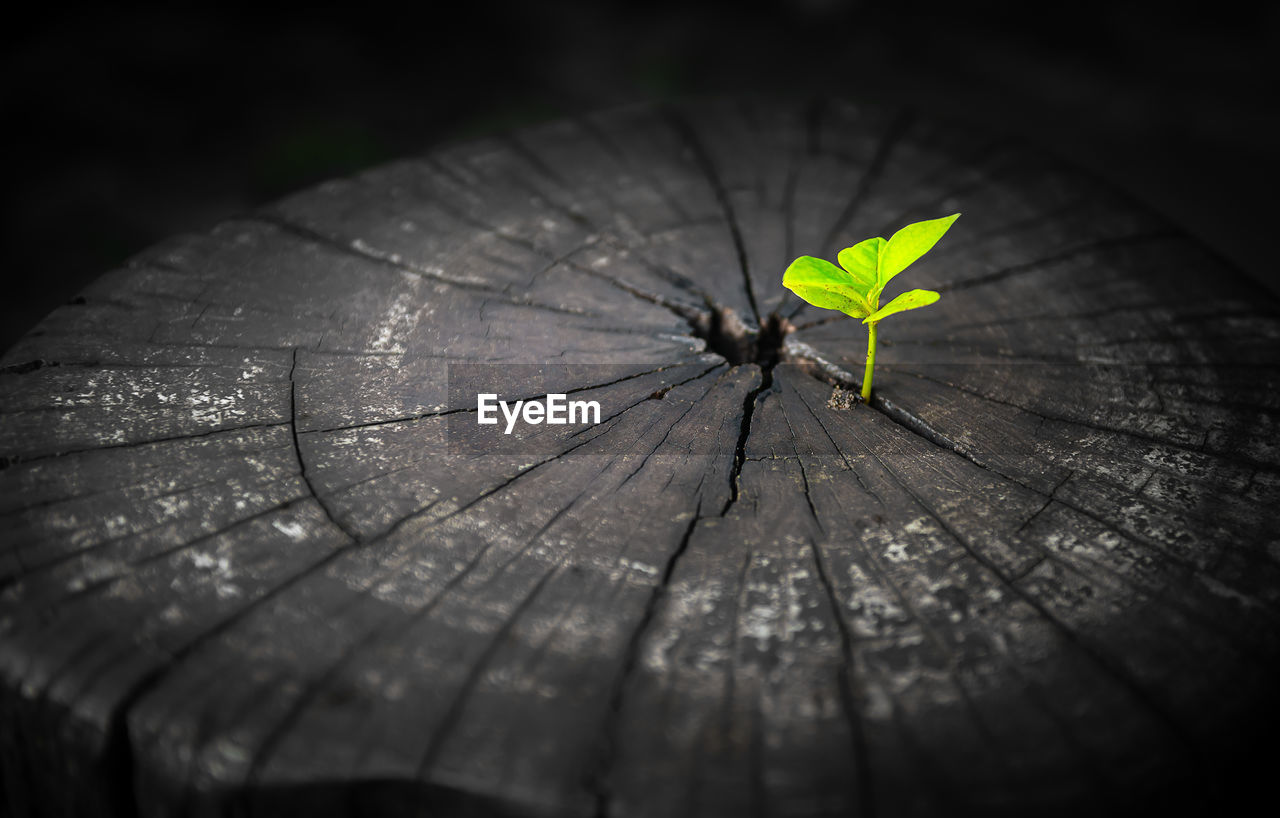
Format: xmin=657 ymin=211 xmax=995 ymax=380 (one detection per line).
xmin=190 ymin=551 xmax=231 ymax=574
xmin=882 ymin=539 xmax=910 ymax=564
xmin=213 ymin=738 xmax=251 ymax=766
xmin=270 ymin=519 xmax=307 ymax=542
xmin=103 ymin=515 xmax=129 ymax=537
xmin=95 ymin=429 xmax=129 ymax=445
xmin=642 ymin=578 xmax=724 ymax=674
xmin=156 ymin=494 xmax=194 ymax=518
xmin=743 ymin=604 xmax=781 ymax=651
xmin=618 ymin=557 xmax=659 ymax=577
xmin=189 ymin=389 xmax=249 ymax=425
xmin=902 ymin=516 xmax=931 ymax=535
xmin=368 ymin=282 xmax=423 ymax=354
xmin=159 ymin=604 xmax=185 ymax=624
xmin=239 ymin=362 xmax=266 ymax=382
xmin=844 ymin=582 xmax=908 ymax=639
xmin=1196 ymin=574 xmax=1258 ymax=608
xmin=1142 ymin=445 xmax=1203 ymax=476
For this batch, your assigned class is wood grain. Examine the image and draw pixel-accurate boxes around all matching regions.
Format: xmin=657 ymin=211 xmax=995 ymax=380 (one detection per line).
xmin=2 ymin=98 xmax=1277 ymax=817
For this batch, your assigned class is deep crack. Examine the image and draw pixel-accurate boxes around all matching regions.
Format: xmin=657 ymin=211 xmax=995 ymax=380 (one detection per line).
xmin=690 ymin=306 xmax=791 ymax=369
xmin=288 ymin=348 xmax=359 ymax=542
xmin=590 ymin=504 xmax=705 ymax=818
xmin=686 ymin=306 xmax=793 ymax=513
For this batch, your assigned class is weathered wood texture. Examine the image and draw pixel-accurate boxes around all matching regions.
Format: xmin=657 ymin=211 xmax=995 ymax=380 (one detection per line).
xmin=2 ymin=98 xmax=1278 ymax=817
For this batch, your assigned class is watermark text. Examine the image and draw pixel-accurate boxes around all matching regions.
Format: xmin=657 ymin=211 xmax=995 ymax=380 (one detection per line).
xmin=477 ymin=393 xmax=602 ymax=434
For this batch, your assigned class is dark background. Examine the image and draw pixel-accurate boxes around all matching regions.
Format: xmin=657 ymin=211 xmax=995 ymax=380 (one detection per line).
xmin=2 ymin=3 xmax=1279 ymax=811
xmin=3 ymin=0 xmax=1278 ymax=354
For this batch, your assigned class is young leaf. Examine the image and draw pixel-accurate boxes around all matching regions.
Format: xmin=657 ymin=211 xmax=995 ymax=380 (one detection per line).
xmin=862 ymin=288 xmax=940 ymax=324
xmin=783 ymin=212 xmax=955 ymax=402
xmin=836 ymin=237 xmax=884 ymax=293
xmin=783 ymin=256 xmax=873 ymax=318
xmin=876 ymin=213 xmax=960 ymax=292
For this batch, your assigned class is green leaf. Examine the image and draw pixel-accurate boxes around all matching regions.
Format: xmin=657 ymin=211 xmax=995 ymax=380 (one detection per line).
xmin=783 ymin=255 xmax=872 ymax=318
xmin=876 ymin=213 xmax=960 ymax=292
xmin=836 ymin=237 xmax=884 ymax=294
xmin=863 ymin=289 xmax=940 ymax=324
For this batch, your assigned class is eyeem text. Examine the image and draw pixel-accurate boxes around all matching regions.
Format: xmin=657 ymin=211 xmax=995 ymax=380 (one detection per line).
xmin=477 ymin=393 xmax=602 ymax=434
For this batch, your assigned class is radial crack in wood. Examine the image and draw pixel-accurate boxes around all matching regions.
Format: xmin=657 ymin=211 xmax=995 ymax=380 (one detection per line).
xmin=2 ymin=98 xmax=1278 ymax=818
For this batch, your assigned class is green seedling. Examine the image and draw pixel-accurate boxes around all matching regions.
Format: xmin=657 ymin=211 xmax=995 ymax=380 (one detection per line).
xmin=783 ymin=213 xmax=959 ymax=403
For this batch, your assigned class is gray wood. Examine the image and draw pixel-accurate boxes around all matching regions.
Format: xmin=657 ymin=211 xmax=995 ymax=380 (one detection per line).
xmin=2 ymin=98 xmax=1277 ymax=817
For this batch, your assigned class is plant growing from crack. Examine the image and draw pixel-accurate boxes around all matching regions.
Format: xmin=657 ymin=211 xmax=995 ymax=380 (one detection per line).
xmin=783 ymin=213 xmax=960 ymax=403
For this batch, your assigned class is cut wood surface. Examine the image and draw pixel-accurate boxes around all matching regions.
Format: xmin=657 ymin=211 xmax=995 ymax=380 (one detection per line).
xmin=2 ymin=98 xmax=1279 ymax=817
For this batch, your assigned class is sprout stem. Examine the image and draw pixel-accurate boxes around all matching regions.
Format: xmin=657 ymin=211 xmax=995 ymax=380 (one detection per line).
xmin=862 ymin=321 xmax=877 ymax=403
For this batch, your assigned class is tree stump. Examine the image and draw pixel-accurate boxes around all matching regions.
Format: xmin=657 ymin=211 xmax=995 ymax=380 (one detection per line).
xmin=2 ymin=98 xmax=1278 ymax=817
